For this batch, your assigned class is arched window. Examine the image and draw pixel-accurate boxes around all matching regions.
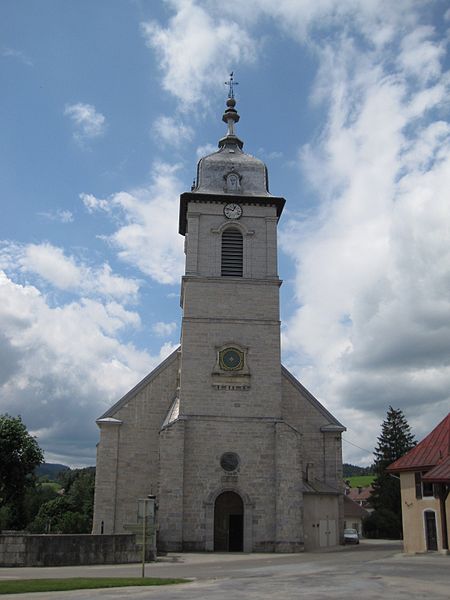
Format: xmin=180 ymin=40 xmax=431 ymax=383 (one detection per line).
xmin=221 ymin=227 xmax=243 ymax=277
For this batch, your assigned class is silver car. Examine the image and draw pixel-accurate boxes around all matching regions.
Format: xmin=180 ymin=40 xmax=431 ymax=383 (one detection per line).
xmin=343 ymin=528 xmax=360 ymax=544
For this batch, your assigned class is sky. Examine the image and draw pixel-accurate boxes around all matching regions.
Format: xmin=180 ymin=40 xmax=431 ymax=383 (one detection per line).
xmin=1 ymin=0 xmax=450 ymax=468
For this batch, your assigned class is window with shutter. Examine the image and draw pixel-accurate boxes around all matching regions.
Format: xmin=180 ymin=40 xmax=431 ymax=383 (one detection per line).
xmin=221 ymin=228 xmax=243 ymax=277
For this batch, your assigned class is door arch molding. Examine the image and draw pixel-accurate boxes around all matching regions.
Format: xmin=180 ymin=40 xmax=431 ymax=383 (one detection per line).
xmin=204 ymin=487 xmax=254 ymax=552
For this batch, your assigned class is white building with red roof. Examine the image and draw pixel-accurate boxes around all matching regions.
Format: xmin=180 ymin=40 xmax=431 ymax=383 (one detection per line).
xmin=388 ymin=413 xmax=450 ymax=554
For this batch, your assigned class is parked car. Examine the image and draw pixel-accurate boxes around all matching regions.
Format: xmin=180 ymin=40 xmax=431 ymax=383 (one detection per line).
xmin=343 ymin=528 xmax=360 ymax=544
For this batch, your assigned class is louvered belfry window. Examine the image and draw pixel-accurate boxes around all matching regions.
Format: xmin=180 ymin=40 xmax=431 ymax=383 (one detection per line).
xmin=221 ymin=227 xmax=243 ymax=277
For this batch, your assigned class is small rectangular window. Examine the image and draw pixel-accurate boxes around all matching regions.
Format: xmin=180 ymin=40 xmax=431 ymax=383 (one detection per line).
xmin=422 ymin=473 xmax=434 ymax=497
xmin=415 ymin=472 xmax=422 ymax=499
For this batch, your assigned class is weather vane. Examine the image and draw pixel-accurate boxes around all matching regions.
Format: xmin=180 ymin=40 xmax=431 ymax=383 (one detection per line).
xmin=225 ymin=72 xmax=239 ymax=99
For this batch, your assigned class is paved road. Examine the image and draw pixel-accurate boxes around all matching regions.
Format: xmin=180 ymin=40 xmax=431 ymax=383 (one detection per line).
xmin=1 ymin=540 xmax=449 ymax=599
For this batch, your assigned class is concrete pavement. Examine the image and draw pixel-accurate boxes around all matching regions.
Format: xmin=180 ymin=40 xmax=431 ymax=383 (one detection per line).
xmin=0 ymin=540 xmax=449 ymax=599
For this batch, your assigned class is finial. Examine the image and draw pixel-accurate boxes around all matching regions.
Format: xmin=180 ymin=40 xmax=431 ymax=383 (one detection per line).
xmin=225 ymin=72 xmax=239 ymax=99
xmin=219 ymin=72 xmax=243 ymax=149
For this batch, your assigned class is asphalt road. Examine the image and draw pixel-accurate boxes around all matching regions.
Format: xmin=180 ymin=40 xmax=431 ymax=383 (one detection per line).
xmin=1 ymin=540 xmax=449 ymax=599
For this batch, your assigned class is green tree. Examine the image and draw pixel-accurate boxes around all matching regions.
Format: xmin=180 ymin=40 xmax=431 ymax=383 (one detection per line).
xmin=29 ymin=467 xmax=95 ymax=533
xmin=0 ymin=414 xmax=44 ymax=529
xmin=23 ymin=482 xmax=60 ymax=527
xmin=365 ymin=406 xmax=416 ymax=538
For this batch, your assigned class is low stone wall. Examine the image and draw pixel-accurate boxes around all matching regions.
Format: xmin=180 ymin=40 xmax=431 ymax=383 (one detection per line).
xmin=0 ymin=533 xmax=143 ymax=567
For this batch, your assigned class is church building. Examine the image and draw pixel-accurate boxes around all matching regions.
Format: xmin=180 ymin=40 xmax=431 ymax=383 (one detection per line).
xmin=93 ymin=89 xmax=346 ymax=552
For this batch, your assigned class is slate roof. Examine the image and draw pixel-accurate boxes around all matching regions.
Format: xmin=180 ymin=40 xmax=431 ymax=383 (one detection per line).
xmin=302 ymin=480 xmax=340 ymax=495
xmin=387 ymin=413 xmax=450 ymax=475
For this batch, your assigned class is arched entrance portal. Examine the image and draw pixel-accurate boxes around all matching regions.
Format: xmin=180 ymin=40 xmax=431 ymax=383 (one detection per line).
xmin=214 ymin=491 xmax=244 ymax=551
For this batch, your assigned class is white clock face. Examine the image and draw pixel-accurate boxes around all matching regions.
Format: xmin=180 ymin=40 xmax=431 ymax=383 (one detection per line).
xmin=224 ymin=203 xmax=243 ymax=219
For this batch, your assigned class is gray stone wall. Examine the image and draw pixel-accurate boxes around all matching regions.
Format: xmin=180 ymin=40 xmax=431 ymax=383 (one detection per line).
xmin=281 ymin=372 xmax=342 ymax=484
xmin=180 ymin=418 xmax=278 ymax=551
xmin=179 ymin=315 xmax=282 ymax=419
xmin=185 ymin=202 xmax=278 ymax=279
xmin=0 ymin=533 xmax=140 ymax=567
xmin=93 ymin=350 xmax=180 ymax=534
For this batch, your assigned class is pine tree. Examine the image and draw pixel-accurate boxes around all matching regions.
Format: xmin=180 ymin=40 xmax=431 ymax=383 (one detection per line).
xmin=365 ymin=406 xmax=416 ymax=538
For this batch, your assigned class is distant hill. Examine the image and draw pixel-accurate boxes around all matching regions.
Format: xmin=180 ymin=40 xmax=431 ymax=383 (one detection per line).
xmin=343 ymin=463 xmax=373 ymax=478
xmin=36 ymin=463 xmax=70 ymax=481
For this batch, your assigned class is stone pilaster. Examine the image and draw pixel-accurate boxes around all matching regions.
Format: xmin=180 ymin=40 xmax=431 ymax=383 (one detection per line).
xmin=158 ymin=418 xmax=185 ymax=551
xmin=275 ymin=421 xmax=304 ymax=551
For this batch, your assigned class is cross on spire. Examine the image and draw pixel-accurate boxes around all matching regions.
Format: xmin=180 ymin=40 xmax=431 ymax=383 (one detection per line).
xmin=225 ymin=72 xmax=239 ymax=99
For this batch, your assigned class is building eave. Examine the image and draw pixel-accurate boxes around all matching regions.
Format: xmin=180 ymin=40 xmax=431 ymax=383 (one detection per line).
xmin=179 ymin=192 xmax=285 ymax=235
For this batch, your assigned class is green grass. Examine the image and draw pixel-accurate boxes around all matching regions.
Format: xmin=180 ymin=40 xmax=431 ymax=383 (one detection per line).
xmin=40 ymin=481 xmax=61 ymax=492
xmin=346 ymin=475 xmax=375 ymax=488
xmin=0 ymin=577 xmax=190 ymax=595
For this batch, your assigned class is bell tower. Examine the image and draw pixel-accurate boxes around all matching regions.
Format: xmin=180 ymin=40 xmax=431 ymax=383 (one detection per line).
xmin=156 ymin=89 xmax=296 ymax=552
xmin=177 ymin=94 xmax=285 ymax=419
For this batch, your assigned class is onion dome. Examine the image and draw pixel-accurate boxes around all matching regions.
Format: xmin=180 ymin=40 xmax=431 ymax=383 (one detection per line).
xmin=193 ymin=92 xmax=271 ymax=197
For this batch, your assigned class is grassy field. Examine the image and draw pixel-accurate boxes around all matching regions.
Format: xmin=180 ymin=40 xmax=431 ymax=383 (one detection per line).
xmin=40 ymin=481 xmax=62 ymax=492
xmin=346 ymin=475 xmax=375 ymax=488
xmin=0 ymin=577 xmax=189 ymax=595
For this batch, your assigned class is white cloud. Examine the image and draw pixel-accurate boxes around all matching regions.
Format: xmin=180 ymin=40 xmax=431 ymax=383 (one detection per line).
xmin=0 ymin=242 xmax=140 ymax=302
xmin=141 ymin=0 xmax=257 ymax=108
xmin=0 ymin=269 xmax=171 ymax=464
xmin=64 ymin=102 xmax=106 ymax=143
xmin=158 ymin=341 xmax=179 ymax=361
xmin=4 ymin=0 xmax=446 ymax=468
xmin=81 ymin=193 xmax=110 ymax=213
xmin=133 ymin=0 xmax=450 ymax=464
xmin=196 ymin=143 xmax=217 ymax=159
xmin=398 ymin=25 xmax=445 ymax=83
xmin=2 ymin=47 xmax=33 ymax=66
xmin=154 ymin=115 xmax=193 ymax=146
xmin=81 ymin=162 xmax=184 ymax=285
xmin=153 ymin=321 xmax=177 ymax=337
xmin=38 ymin=209 xmax=74 ymax=223
xmin=276 ymin=4 xmax=450 ymax=463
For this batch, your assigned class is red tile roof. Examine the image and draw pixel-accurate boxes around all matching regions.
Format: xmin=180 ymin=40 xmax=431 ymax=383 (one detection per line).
xmin=387 ymin=413 xmax=450 ymax=473
xmin=344 ymin=495 xmax=370 ymax=518
xmin=347 ymin=486 xmax=373 ymax=503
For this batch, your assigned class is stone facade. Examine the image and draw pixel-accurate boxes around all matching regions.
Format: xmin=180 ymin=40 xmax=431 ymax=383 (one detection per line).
xmin=93 ymin=97 xmax=345 ymax=552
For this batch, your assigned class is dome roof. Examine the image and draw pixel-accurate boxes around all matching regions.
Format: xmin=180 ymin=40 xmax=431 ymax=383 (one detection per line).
xmin=192 ymin=97 xmax=271 ymax=197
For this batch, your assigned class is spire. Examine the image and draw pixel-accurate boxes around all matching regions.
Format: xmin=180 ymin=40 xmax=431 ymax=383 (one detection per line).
xmin=219 ymin=72 xmax=243 ymax=149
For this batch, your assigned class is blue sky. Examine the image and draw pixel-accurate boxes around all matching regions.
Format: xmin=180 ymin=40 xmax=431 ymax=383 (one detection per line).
xmin=1 ymin=0 xmax=450 ymax=467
